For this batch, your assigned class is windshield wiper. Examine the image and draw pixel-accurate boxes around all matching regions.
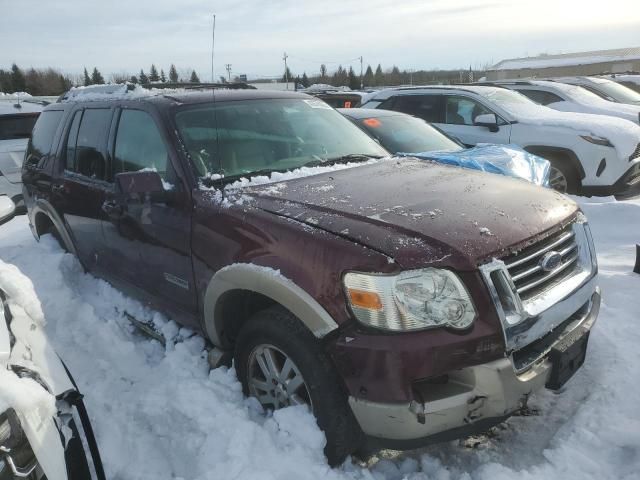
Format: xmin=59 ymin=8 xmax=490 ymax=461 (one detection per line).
xmin=303 ymin=153 xmax=382 ymax=168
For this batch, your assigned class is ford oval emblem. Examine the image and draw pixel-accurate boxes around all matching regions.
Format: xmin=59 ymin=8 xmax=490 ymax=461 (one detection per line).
xmin=540 ymin=251 xmax=563 ymax=272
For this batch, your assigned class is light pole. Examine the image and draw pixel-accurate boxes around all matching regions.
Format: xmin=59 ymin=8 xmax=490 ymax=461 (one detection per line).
xmin=359 ymin=56 xmax=363 ymax=90
xmin=283 ymin=52 xmax=289 ymax=89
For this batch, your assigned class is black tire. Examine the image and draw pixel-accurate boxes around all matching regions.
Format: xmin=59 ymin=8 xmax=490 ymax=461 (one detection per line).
xmin=234 ymin=305 xmax=364 ymax=466
xmin=542 ymin=153 xmax=580 ymax=194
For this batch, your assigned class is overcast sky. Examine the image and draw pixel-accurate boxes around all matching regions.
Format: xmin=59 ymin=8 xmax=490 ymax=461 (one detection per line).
xmin=1 ymin=0 xmax=638 ymax=80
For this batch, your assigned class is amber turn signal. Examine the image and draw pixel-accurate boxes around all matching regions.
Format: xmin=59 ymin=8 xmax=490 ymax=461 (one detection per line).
xmin=347 ymin=289 xmax=383 ymax=310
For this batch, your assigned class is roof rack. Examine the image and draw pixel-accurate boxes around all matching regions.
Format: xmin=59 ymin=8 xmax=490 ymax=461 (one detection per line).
xmin=141 ymin=82 xmax=256 ymax=90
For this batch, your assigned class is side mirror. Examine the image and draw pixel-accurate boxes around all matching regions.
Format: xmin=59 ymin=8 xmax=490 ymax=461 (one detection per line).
xmin=0 ymin=196 xmax=16 ymax=226
xmin=474 ymin=113 xmax=499 ymax=132
xmin=115 ymin=171 xmax=174 ymax=203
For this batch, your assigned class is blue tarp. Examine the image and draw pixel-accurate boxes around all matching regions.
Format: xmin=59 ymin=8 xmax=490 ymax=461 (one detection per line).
xmin=400 ymin=144 xmax=551 ymax=187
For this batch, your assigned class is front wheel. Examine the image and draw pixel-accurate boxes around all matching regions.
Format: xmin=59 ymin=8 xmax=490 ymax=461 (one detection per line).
xmin=234 ymin=306 xmax=364 ymax=466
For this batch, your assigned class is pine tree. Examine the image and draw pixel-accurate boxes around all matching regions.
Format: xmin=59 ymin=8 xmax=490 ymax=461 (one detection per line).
xmin=320 ymin=64 xmax=327 ymax=80
xmin=83 ymin=68 xmax=92 ymax=86
xmin=130 ymin=75 xmax=138 ymax=84
xmin=160 ymin=69 xmax=166 ymax=83
xmin=374 ymin=64 xmax=383 ymax=86
xmin=139 ymin=69 xmax=149 ymax=84
xmin=11 ymin=64 xmax=26 ymax=92
xmin=169 ymin=64 xmax=178 ymax=83
xmin=91 ymin=67 xmax=104 ymax=85
xmin=189 ymin=70 xmax=200 ymax=83
xmin=149 ymin=64 xmax=159 ymax=82
xmin=282 ymin=66 xmax=293 ymax=83
xmin=348 ymin=67 xmax=359 ymax=90
xmin=301 ymin=72 xmax=309 ymax=88
xmin=363 ymin=65 xmax=374 ymax=87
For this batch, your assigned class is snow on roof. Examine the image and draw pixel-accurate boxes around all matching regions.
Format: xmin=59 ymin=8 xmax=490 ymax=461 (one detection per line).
xmin=491 ymin=47 xmax=640 ymax=71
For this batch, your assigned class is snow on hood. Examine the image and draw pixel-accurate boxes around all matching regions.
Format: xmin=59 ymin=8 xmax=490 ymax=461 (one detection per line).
xmin=503 ymin=101 xmax=640 ymax=160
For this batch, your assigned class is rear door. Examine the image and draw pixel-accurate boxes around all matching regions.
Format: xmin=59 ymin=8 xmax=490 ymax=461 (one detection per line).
xmin=101 ymin=107 xmax=198 ymax=320
xmin=49 ymin=107 xmax=113 ymax=269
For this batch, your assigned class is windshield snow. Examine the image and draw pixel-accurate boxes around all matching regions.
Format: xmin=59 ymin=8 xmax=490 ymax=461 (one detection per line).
xmin=175 ymin=98 xmax=388 ymax=180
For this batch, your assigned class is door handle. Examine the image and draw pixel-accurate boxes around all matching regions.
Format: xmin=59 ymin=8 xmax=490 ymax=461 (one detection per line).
xmin=102 ymin=200 xmax=124 ymax=217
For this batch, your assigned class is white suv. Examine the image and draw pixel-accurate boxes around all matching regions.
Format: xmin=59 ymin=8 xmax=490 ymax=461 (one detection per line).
xmin=361 ymin=85 xmax=640 ymax=197
xmin=485 ymin=80 xmax=640 ymax=125
xmin=554 ymin=76 xmax=640 ymax=106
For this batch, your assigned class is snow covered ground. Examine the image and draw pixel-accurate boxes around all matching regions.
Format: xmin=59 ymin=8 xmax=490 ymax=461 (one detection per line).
xmin=0 ymin=196 xmax=638 ymax=480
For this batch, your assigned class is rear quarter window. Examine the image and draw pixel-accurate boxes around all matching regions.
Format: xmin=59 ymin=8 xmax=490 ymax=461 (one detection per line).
xmin=24 ymin=110 xmax=63 ymax=169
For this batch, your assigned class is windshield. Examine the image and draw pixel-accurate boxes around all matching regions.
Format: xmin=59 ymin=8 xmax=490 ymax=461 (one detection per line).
xmin=589 ymin=79 xmax=640 ymax=104
xmin=478 ymin=88 xmax=537 ymax=111
xmin=356 ymin=114 xmax=462 ymax=154
xmin=174 ymin=98 xmax=388 ymax=180
xmin=0 ymin=114 xmax=39 ymax=141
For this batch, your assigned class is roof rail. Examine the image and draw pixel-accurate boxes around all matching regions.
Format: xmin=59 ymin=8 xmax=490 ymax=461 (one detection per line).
xmin=141 ymin=82 xmax=256 ymax=90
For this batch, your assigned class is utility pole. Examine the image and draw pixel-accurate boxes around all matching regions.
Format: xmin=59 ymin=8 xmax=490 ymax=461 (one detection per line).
xmin=211 ymin=14 xmax=216 ymax=83
xmin=359 ymin=56 xmax=363 ymax=90
xmin=283 ymin=52 xmax=289 ymax=90
xmin=225 ymin=64 xmax=232 ymax=82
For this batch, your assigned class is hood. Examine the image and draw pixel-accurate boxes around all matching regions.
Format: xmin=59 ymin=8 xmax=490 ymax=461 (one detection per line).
xmin=241 ymin=158 xmax=578 ymax=270
xmin=549 ymin=100 xmax=640 ymax=124
xmin=0 ymin=138 xmax=27 ymax=183
xmin=504 ymin=102 xmax=640 ymax=160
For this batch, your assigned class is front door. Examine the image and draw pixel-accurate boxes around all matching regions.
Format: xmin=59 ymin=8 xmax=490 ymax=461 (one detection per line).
xmin=101 ymin=108 xmax=198 ymax=323
xmin=434 ymin=95 xmax=511 ymax=146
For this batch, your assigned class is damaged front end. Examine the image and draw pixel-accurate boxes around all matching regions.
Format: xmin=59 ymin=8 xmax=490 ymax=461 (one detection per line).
xmin=0 ymin=283 xmax=105 ymax=480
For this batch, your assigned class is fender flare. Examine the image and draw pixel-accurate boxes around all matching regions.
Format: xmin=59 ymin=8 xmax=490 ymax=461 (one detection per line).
xmin=203 ymin=264 xmax=339 ymax=347
xmin=522 ymin=145 xmax=586 ymax=180
xmin=31 ymin=199 xmax=78 ymax=256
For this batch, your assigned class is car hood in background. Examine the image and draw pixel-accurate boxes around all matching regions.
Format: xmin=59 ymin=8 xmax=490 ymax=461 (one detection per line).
xmin=0 ymin=138 xmax=27 ymax=183
xmin=242 ymin=159 xmax=578 ymax=270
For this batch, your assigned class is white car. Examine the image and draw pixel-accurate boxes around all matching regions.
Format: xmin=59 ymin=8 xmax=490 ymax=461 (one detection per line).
xmin=604 ymin=74 xmax=640 ymax=95
xmin=486 ymin=80 xmax=640 ymax=125
xmin=0 ymin=258 xmax=104 ymax=480
xmin=360 ymin=85 xmax=640 ymax=197
xmin=553 ymin=76 xmax=640 ymax=106
xmin=0 ymin=100 xmax=43 ymax=213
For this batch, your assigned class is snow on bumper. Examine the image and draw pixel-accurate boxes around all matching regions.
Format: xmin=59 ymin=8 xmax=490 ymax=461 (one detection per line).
xmin=348 ymin=289 xmax=600 ymax=445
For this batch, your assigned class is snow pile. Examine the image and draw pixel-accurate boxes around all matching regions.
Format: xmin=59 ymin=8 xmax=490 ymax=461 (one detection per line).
xmin=0 ymin=195 xmax=639 ymax=479
xmin=59 ymin=83 xmax=187 ymax=103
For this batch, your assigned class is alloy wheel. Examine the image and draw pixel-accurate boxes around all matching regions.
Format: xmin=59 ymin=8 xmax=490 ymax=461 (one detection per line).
xmin=247 ymin=344 xmax=313 ymax=410
xmin=549 ymin=166 xmax=569 ymax=193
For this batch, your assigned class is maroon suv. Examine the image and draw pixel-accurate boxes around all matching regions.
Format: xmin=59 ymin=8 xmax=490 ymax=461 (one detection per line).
xmin=22 ymin=87 xmax=600 ymax=465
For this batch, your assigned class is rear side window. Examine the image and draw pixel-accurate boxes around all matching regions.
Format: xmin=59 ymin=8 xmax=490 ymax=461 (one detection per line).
xmin=383 ymin=95 xmax=445 ymax=123
xmin=24 ymin=110 xmax=63 ymax=169
xmin=65 ymin=108 xmax=111 ymax=180
xmin=114 ymin=110 xmax=168 ymax=177
xmin=0 ymin=113 xmax=39 ymax=140
xmin=517 ymin=89 xmax=564 ymax=106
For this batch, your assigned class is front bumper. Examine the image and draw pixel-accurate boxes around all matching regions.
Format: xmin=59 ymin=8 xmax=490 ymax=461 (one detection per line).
xmin=582 ymin=161 xmax=640 ymax=198
xmin=348 ymin=289 xmax=600 ymax=446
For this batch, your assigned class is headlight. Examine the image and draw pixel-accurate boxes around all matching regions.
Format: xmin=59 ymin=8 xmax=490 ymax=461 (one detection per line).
xmin=343 ymin=268 xmax=476 ymax=331
xmin=580 ymin=135 xmax=613 ymax=147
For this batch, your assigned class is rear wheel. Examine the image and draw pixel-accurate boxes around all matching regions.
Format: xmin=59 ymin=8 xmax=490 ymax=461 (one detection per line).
xmin=234 ymin=305 xmax=364 ymax=466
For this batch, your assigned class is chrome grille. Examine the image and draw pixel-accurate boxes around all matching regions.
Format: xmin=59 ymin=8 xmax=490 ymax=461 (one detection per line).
xmin=503 ymin=226 xmax=580 ymax=302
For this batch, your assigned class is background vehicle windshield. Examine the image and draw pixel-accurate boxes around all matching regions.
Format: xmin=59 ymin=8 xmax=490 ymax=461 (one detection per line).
xmin=0 ymin=114 xmax=39 ymax=141
xmin=591 ymin=79 xmax=640 ymax=103
xmin=357 ymin=114 xmax=462 ymax=153
xmin=175 ymin=98 xmax=388 ymax=179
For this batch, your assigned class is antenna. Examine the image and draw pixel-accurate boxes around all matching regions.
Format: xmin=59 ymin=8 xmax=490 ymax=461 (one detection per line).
xmin=211 ymin=14 xmax=216 ymax=83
